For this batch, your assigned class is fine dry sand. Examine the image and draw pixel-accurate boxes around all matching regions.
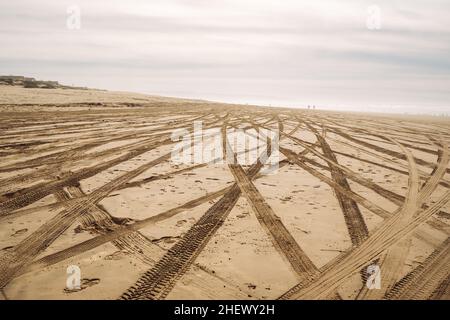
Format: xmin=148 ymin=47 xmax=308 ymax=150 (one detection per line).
xmin=0 ymin=86 xmax=449 ymax=300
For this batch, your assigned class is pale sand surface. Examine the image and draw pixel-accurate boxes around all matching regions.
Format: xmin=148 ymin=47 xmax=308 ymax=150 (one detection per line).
xmin=0 ymin=86 xmax=449 ymax=300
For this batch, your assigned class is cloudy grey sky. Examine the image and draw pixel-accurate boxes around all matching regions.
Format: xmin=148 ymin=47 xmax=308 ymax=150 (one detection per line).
xmin=1 ymin=0 xmax=449 ymax=113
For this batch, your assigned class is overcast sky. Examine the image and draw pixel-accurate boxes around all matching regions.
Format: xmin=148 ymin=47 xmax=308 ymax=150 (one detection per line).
xmin=1 ymin=0 xmax=449 ymax=113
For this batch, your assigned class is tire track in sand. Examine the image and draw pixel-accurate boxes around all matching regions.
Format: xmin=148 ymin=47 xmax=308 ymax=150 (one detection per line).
xmin=0 ymin=137 xmax=172 ymax=216
xmin=279 ymin=137 xmax=422 ymax=299
xmin=0 ymin=152 xmax=171 ymax=289
xmin=357 ymin=139 xmax=449 ymax=300
xmin=0 ymin=117 xmax=225 ymax=216
xmin=307 ymin=123 xmax=368 ymax=246
xmin=52 ymin=186 xmax=252 ymax=299
xmin=20 ymin=149 xmax=299 ymax=277
xmin=386 ymin=237 xmax=450 ymax=300
xmin=330 ymin=127 xmax=450 ymax=175
xmin=277 ymin=127 xmax=449 ymax=235
xmin=429 ymin=274 xmax=450 ymax=300
xmin=119 ymin=163 xmax=264 ymax=299
xmin=119 ymin=119 xmax=295 ymax=300
xmin=227 ymin=163 xmax=318 ymax=280
xmin=283 ymin=189 xmax=450 ymax=300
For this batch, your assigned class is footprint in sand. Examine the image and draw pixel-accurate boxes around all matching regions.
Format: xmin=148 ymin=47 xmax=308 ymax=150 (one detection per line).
xmin=11 ymin=228 xmax=28 ymax=237
xmin=104 ymin=250 xmax=129 ymax=261
xmin=280 ymin=196 xmax=292 ymax=202
xmin=236 ymin=212 xmax=249 ymax=219
xmin=64 ymin=278 xmax=100 ymax=293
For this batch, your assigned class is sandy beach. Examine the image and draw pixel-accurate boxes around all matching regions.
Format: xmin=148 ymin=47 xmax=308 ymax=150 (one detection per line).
xmin=0 ymin=86 xmax=449 ymax=300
